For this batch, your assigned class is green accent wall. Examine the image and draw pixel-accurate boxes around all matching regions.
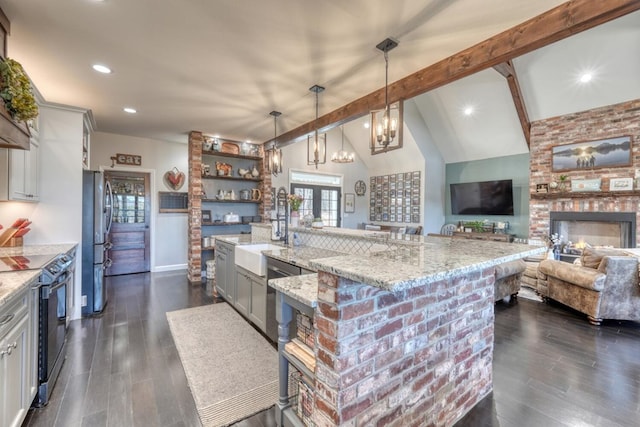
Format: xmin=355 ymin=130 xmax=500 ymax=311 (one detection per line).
xmin=445 ymin=153 xmax=530 ymax=239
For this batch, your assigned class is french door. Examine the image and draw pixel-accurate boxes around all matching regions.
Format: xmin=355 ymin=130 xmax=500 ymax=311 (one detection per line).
xmin=291 ymin=184 xmax=341 ymax=227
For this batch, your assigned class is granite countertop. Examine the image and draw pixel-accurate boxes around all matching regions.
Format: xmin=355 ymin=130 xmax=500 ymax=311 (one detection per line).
xmin=268 ymin=273 xmax=319 ymax=308
xmin=262 ymin=246 xmax=345 ymax=271
xmin=0 ymin=270 xmax=40 ymax=307
xmin=309 ymin=237 xmax=547 ymax=293
xmin=0 ymin=243 xmax=78 ymax=307
xmin=0 ymin=243 xmax=77 ymax=257
xmin=214 ymin=235 xmax=253 ymax=246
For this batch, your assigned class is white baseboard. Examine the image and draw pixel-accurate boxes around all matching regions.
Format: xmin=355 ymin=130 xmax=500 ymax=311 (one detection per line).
xmin=153 ymin=263 xmax=187 ymax=272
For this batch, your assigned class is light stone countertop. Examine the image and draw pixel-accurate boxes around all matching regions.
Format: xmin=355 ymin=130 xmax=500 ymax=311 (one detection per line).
xmin=0 ymin=270 xmax=41 ymax=306
xmin=0 ymin=243 xmax=77 ymax=257
xmin=268 ymin=273 xmax=319 ymax=308
xmin=213 ymin=235 xmax=253 ymax=246
xmin=262 ymin=246 xmax=345 ymax=271
xmin=0 ymin=243 xmax=78 ymax=307
xmin=309 ymin=237 xmax=547 ymax=293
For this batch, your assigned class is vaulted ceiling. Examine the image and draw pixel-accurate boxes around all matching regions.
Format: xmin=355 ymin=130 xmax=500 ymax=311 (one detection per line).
xmin=1 ymin=0 xmax=639 ymax=164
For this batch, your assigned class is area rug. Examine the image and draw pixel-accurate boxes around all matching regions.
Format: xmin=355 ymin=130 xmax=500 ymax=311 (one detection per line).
xmin=167 ymin=303 xmax=279 ymax=427
xmin=519 ymin=285 xmax=543 ymax=302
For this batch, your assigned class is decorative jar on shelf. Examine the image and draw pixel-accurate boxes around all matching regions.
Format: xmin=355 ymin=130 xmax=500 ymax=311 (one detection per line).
xmin=303 ymin=213 xmax=314 ymax=228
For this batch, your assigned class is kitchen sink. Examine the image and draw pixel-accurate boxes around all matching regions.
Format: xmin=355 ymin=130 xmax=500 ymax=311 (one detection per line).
xmin=234 ymin=243 xmax=283 ymax=276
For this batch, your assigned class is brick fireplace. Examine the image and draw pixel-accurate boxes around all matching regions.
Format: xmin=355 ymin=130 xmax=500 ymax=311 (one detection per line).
xmin=529 ymin=99 xmax=640 ymax=247
xmin=550 ymin=211 xmax=636 ymax=248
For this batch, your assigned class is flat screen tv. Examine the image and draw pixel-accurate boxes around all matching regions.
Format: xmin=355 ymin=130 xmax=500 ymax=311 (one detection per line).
xmin=450 ymin=179 xmax=514 ymax=215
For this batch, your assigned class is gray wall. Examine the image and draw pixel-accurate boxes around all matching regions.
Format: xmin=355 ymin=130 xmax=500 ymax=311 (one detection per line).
xmin=445 ymin=153 xmax=530 ymax=238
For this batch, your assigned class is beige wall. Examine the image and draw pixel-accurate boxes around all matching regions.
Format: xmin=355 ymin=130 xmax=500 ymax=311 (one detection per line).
xmin=90 ymin=132 xmax=189 ymax=271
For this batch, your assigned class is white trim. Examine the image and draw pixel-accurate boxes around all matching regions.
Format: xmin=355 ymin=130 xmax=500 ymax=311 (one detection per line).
xmin=154 ymin=263 xmax=188 ymax=272
xmin=289 ymin=168 xmax=343 ymax=187
xmin=99 ymin=165 xmax=157 ymax=271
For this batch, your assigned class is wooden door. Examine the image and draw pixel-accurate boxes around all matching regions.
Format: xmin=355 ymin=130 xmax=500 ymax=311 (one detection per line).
xmin=105 ymin=171 xmax=150 ymax=276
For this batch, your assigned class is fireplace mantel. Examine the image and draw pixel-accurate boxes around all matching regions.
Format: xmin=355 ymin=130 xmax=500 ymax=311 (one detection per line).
xmin=531 ymin=190 xmax=640 ymax=200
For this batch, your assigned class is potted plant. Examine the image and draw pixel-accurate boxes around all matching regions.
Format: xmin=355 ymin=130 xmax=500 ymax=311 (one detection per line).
xmin=0 ymin=58 xmax=38 ymax=121
xmin=287 ymin=194 xmax=303 ymax=226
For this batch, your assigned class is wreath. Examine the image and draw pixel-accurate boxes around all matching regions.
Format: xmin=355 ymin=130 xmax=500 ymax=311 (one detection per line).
xmin=0 ymin=58 xmax=38 ymax=121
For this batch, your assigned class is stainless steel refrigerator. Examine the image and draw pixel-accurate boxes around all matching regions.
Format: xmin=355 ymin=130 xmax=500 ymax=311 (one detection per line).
xmin=81 ymin=170 xmax=113 ymax=315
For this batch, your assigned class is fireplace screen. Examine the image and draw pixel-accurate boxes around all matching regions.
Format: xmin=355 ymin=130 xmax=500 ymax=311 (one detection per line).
xmin=550 ymin=212 xmax=636 ymax=250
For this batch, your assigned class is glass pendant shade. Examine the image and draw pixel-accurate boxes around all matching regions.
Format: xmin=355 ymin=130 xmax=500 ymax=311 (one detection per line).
xmin=307 ymin=85 xmax=326 ymax=169
xmin=370 ymin=37 xmax=403 ymax=155
xmin=267 ymin=110 xmax=283 ymax=177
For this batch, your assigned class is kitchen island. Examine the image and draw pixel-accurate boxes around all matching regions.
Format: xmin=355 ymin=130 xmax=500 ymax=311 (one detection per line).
xmin=268 ymin=234 xmax=545 ymax=427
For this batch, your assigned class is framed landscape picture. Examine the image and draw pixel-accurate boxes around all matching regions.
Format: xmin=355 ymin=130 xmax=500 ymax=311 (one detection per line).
xmin=552 ymin=136 xmax=632 ymax=172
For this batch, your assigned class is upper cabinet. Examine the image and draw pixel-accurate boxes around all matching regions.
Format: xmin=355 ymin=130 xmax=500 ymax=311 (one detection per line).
xmin=0 ymin=115 xmax=40 ymax=201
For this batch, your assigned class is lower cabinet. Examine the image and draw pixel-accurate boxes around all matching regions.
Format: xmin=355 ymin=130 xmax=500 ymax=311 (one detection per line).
xmin=235 ymin=266 xmax=267 ymax=334
xmin=0 ymin=283 xmax=37 ymax=427
xmin=235 ymin=268 xmax=251 ymax=317
xmin=214 ymin=240 xmax=236 ymax=302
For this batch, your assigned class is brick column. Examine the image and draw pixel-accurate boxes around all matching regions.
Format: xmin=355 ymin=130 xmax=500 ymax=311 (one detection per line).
xmin=313 ymin=269 xmax=494 ymax=426
xmin=187 ymin=131 xmax=203 ymax=283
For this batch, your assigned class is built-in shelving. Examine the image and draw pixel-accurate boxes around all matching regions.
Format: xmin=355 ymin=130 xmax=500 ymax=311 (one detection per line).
xmin=202 ymin=150 xmax=262 ymax=161
xmin=202 ymin=175 xmax=262 ymax=182
xmin=201 ymin=199 xmax=261 ymax=204
xmin=531 ymin=190 xmax=640 ymax=200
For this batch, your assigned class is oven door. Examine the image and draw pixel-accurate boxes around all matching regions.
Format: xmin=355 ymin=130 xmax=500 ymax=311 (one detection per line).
xmin=38 ymin=272 xmax=70 ymax=405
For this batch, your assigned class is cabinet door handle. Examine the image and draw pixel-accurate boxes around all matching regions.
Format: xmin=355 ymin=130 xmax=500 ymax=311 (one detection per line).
xmin=0 ymin=342 xmax=17 ymax=358
xmin=0 ymin=313 xmax=14 ymax=325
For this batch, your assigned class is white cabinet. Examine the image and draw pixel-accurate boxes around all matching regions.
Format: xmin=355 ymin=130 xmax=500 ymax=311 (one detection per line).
xmin=8 ymin=138 xmax=40 ymax=201
xmin=0 ymin=285 xmax=35 ymax=427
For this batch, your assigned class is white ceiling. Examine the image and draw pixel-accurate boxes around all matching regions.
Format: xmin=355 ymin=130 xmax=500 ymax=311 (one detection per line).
xmin=1 ymin=0 xmax=638 ymax=164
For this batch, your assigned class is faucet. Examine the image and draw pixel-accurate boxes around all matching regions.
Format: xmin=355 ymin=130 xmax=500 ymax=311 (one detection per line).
xmin=273 ymin=199 xmax=289 ymax=246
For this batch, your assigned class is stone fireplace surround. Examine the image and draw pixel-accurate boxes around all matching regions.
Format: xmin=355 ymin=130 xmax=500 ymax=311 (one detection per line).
xmin=529 ymin=99 xmax=640 ymax=247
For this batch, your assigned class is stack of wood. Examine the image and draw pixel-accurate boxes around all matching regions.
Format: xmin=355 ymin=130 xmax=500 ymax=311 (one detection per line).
xmin=284 ymin=339 xmax=315 ymax=372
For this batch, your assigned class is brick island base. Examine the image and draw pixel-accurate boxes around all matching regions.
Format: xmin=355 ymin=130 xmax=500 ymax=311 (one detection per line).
xmin=311 ymin=268 xmax=495 ymax=427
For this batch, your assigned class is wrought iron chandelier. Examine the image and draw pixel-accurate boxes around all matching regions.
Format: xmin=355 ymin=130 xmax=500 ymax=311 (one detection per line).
xmin=331 ymin=125 xmax=354 ymax=163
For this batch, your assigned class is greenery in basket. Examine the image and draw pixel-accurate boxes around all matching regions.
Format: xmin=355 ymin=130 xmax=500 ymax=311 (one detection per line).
xmin=0 ymin=58 xmax=38 ymax=121
xmin=466 ymin=220 xmax=486 ymax=232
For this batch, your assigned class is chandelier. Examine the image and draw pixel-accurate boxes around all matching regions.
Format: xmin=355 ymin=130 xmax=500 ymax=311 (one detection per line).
xmin=307 ymin=84 xmax=326 ymax=169
xmin=370 ymin=37 xmax=403 ymax=155
xmin=266 ymin=110 xmax=283 ymax=176
xmin=331 ymin=125 xmax=354 ymax=163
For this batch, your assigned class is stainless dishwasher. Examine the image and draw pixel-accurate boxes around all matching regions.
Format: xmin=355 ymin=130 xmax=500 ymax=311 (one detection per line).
xmin=266 ymin=257 xmax=311 ymax=342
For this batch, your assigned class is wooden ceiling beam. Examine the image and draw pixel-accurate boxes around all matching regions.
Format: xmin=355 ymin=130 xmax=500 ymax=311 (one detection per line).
xmin=269 ymin=0 xmax=640 ymax=146
xmin=493 ymin=60 xmax=531 ymax=148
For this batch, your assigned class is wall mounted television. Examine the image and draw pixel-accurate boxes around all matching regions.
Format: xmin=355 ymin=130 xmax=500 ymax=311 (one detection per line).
xmin=450 ymin=179 xmax=514 ymax=215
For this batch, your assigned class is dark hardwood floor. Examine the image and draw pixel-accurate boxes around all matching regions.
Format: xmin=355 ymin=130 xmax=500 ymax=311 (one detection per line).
xmin=23 ymin=272 xmax=640 ymax=427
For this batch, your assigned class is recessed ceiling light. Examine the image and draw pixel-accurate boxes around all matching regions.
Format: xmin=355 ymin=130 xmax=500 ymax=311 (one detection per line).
xmin=92 ymin=64 xmax=112 ymax=74
xmin=463 ymin=106 xmax=474 ymax=116
xmin=123 ymin=107 xmax=137 ymax=114
xmin=363 ymin=122 xmax=370 ymax=129
xmin=579 ymin=73 xmax=593 ymax=83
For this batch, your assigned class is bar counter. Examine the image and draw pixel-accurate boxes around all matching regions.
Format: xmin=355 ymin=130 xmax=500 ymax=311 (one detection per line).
xmin=269 ymin=229 xmax=544 ymax=427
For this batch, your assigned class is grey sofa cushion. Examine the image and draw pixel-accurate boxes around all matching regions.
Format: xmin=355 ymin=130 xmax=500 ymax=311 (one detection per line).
xmin=495 ymin=259 xmax=526 ymax=280
xmin=539 ymin=259 xmax=606 ymax=291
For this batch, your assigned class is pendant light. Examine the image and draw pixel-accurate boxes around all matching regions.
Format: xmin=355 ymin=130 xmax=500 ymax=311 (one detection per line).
xmin=307 ymin=85 xmax=326 ymax=169
xmin=266 ymin=111 xmax=283 ymax=177
xmin=331 ymin=125 xmax=354 ymax=163
xmin=370 ymin=37 xmax=403 ymax=155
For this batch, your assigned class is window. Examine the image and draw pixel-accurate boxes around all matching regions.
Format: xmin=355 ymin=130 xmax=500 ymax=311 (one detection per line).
xmin=291 ymin=184 xmax=341 ymax=227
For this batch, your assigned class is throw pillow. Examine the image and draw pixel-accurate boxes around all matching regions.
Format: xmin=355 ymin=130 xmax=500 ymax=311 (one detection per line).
xmin=581 ymin=247 xmax=627 ymax=269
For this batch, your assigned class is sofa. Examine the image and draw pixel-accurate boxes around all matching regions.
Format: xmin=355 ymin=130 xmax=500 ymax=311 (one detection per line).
xmin=494 ymin=259 xmax=526 ymax=303
xmin=538 ymin=247 xmax=640 ymax=325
